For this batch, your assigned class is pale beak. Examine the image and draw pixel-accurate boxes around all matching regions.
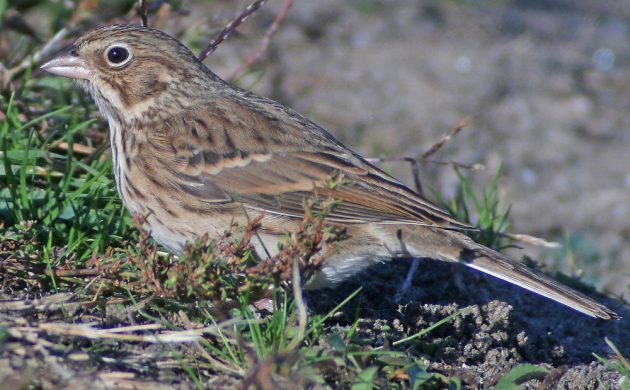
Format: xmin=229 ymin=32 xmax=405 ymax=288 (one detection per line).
xmin=41 ymin=55 xmax=92 ymax=80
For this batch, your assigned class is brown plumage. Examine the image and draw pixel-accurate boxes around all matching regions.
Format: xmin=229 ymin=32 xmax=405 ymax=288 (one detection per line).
xmin=41 ymin=24 xmax=618 ymax=320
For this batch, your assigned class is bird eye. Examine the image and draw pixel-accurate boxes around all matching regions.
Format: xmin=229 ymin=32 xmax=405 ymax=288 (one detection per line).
xmin=105 ymin=45 xmax=131 ymax=66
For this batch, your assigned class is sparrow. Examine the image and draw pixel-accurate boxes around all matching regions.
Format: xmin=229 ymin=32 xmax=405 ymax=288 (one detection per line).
xmin=41 ymin=24 xmax=618 ymax=320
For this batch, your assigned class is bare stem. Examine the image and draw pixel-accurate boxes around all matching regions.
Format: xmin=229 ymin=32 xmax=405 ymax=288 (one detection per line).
xmin=421 ymin=117 xmax=470 ymax=159
xmin=197 ymin=0 xmax=269 ymax=62
xmin=366 ymin=117 xmax=472 ymax=195
xmin=227 ymin=0 xmax=293 ymax=81
xmin=3 ymin=27 xmax=68 ymax=86
xmin=138 ymin=0 xmax=148 ymax=27
xmin=366 ymin=156 xmax=424 ymax=193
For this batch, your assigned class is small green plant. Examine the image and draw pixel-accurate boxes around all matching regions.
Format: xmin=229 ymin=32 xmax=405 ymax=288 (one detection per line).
xmin=594 ymin=338 xmax=630 ymax=390
xmin=434 ymin=164 xmax=511 ymax=249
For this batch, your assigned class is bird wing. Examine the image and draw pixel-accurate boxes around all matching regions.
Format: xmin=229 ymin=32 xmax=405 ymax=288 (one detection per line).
xmin=162 ymin=96 xmax=473 ymax=230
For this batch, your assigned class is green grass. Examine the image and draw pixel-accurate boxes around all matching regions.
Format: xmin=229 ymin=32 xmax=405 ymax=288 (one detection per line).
xmin=1 ymin=85 xmax=134 ymax=289
xmin=434 ymin=164 xmax=511 ymax=249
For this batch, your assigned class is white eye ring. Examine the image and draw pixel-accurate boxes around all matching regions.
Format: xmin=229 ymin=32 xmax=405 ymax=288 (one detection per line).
xmin=104 ymin=44 xmax=133 ymax=67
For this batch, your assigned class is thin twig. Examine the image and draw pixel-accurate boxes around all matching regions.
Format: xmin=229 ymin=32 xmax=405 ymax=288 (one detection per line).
xmin=53 ymin=268 xmax=101 ymax=277
xmin=502 ymin=232 xmax=560 ymax=248
xmin=369 ymin=118 xmax=557 ymax=254
xmin=424 ymin=160 xmax=485 ymax=170
xmin=55 ymin=142 xmax=96 ymax=156
xmin=366 ymin=156 xmax=423 ymax=193
xmin=366 ymin=117 xmax=472 ymax=195
xmin=198 ymin=0 xmax=269 ymax=61
xmin=3 ymin=27 xmax=68 ymax=86
xmin=20 ymin=27 xmax=67 ymax=68
xmin=0 ymin=293 xmax=73 ymax=312
xmin=421 ymin=117 xmax=470 ymax=159
xmin=227 ymin=0 xmax=293 ymax=81
xmin=138 ymin=0 xmax=148 ymax=27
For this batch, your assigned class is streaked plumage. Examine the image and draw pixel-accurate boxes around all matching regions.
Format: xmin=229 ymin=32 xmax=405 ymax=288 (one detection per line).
xmin=41 ymin=24 xmax=618 ymax=320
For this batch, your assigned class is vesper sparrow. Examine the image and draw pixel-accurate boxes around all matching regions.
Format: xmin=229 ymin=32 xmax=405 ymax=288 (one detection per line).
xmin=41 ymin=25 xmax=618 ymax=320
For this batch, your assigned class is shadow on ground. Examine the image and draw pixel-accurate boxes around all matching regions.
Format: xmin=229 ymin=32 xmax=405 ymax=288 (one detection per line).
xmin=309 ymin=258 xmax=629 ymax=388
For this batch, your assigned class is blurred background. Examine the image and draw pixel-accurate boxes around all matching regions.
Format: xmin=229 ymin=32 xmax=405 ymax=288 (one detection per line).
xmin=3 ymin=0 xmax=629 ymax=296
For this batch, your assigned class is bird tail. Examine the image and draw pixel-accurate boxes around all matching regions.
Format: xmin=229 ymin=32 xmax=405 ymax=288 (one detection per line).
xmin=401 ymin=227 xmax=619 ymax=320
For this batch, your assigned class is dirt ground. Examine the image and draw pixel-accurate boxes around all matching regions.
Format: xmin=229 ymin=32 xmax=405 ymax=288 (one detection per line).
xmin=313 ymin=258 xmax=630 ymax=388
xmin=1 ymin=259 xmax=628 ymax=388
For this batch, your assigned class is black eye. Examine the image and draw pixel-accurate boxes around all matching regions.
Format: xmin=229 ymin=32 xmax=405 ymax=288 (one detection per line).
xmin=107 ymin=46 xmax=129 ymax=64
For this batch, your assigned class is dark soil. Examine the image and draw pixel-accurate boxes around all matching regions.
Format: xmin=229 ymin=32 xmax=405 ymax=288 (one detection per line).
xmin=312 ymin=259 xmax=629 ymax=388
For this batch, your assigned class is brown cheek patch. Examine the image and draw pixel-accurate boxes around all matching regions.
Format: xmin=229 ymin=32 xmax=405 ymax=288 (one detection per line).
xmin=137 ymin=74 xmax=168 ymax=99
xmin=101 ymin=55 xmax=175 ymax=109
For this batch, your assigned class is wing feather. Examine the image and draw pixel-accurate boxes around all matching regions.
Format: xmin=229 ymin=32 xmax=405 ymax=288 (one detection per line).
xmin=164 ymin=98 xmax=474 ymax=231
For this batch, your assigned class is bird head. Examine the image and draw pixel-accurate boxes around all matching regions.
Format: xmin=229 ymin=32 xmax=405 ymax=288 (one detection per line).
xmin=41 ymin=24 xmax=213 ymax=124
